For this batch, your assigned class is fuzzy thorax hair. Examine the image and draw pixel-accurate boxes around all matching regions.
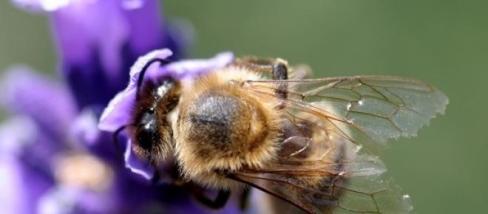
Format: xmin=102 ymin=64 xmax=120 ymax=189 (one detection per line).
xmin=174 ymin=68 xmax=283 ymax=188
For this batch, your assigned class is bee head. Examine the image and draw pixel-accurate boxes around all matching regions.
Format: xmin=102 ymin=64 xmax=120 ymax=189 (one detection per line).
xmin=132 ymin=76 xmax=181 ymax=163
xmin=121 ymin=55 xmax=182 ymax=164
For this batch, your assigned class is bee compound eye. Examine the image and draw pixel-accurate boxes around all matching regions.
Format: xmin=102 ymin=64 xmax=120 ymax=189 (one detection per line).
xmin=137 ymin=115 xmax=158 ymax=151
xmin=137 ymin=126 xmax=155 ymax=150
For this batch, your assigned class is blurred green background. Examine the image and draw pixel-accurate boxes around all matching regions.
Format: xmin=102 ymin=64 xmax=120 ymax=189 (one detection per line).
xmin=0 ymin=0 xmax=486 ymax=213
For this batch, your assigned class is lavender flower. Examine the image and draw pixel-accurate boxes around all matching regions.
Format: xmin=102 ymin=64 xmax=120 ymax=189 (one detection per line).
xmin=1 ymin=0 xmax=240 ymax=213
xmin=13 ymin=0 xmax=183 ymax=108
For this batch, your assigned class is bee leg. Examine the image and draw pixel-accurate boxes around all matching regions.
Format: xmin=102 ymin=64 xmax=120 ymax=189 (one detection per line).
xmin=272 ymin=61 xmax=288 ymax=109
xmin=239 ymin=188 xmax=251 ymax=210
xmin=149 ymin=158 xmax=162 ymax=185
xmin=192 ymin=188 xmax=231 ymax=209
xmin=150 ymin=170 xmax=161 ymax=184
xmin=232 ymin=57 xmax=289 ymax=107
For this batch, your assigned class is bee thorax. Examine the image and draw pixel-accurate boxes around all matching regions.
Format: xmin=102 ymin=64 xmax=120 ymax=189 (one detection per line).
xmin=187 ymin=93 xmax=250 ymax=146
xmin=175 ymin=71 xmax=282 ymax=188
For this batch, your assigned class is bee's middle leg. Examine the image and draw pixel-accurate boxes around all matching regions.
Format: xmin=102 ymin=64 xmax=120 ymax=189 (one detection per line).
xmin=272 ymin=61 xmax=288 ymax=109
xmin=239 ymin=187 xmax=251 ymax=210
xmin=232 ymin=57 xmax=289 ymax=107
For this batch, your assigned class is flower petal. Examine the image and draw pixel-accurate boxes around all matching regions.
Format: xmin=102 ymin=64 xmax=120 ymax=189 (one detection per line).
xmin=0 ymin=66 xmax=77 ymax=141
xmin=16 ymin=0 xmax=171 ymax=66
xmin=97 ymin=88 xmax=136 ymax=132
xmin=123 ymin=139 xmax=154 ymax=180
xmin=71 ymin=109 xmax=102 ymax=146
xmin=147 ymin=51 xmax=234 ymax=82
xmin=38 ymin=186 xmax=114 ymax=214
xmin=0 ymin=155 xmax=27 ymax=213
xmin=0 ymin=116 xmax=37 ymax=155
xmin=0 ymin=118 xmax=57 ymax=214
xmin=42 ymin=0 xmax=180 ymax=108
xmin=122 ymin=0 xmax=167 ymax=55
xmin=0 ymin=116 xmax=66 ymax=179
xmin=98 ymin=49 xmax=173 ymax=132
xmin=11 ymin=0 xmax=72 ymax=12
xmin=127 ymin=49 xmax=174 ymax=88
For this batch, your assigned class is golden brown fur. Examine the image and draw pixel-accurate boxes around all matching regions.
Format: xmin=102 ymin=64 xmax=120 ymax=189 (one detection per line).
xmin=174 ymin=67 xmax=283 ymax=189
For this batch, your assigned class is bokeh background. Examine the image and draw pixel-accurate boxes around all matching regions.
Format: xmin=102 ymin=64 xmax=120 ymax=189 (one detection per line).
xmin=0 ymin=0 xmax=486 ymax=213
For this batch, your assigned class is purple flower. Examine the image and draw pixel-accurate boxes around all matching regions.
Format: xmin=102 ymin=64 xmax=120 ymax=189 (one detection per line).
xmin=13 ymin=0 xmax=184 ymax=108
xmin=1 ymin=0 xmax=240 ymax=213
xmin=0 ymin=69 xmax=113 ymax=213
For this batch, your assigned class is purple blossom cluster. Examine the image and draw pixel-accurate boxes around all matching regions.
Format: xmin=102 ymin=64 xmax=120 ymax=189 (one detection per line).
xmin=0 ymin=0 xmax=242 ymax=213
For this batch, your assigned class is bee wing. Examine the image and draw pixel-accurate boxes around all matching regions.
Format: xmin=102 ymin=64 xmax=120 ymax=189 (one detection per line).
xmin=234 ymin=75 xmax=447 ymax=213
xmin=232 ymin=119 xmax=414 ymax=214
xmin=244 ymin=75 xmax=448 ymax=151
xmin=235 ymin=123 xmax=413 ymax=213
xmin=234 ymin=153 xmax=413 ymax=213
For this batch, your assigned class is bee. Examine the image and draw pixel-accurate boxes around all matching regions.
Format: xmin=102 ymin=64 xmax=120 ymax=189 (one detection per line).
xmin=114 ymin=53 xmax=448 ymax=213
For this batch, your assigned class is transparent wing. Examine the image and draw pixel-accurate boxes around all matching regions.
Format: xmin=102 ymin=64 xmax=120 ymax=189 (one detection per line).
xmin=233 ymin=107 xmax=414 ymax=213
xmin=234 ymin=153 xmax=412 ymax=214
xmin=234 ymin=75 xmax=447 ymax=213
xmin=244 ymin=76 xmax=448 ymax=149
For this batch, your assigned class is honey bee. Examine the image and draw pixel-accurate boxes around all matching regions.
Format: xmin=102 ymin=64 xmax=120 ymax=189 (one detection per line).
xmin=115 ymin=54 xmax=448 ymax=213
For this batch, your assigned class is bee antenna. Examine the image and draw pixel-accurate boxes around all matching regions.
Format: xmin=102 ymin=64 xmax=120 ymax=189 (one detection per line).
xmin=136 ymin=58 xmax=169 ymax=100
